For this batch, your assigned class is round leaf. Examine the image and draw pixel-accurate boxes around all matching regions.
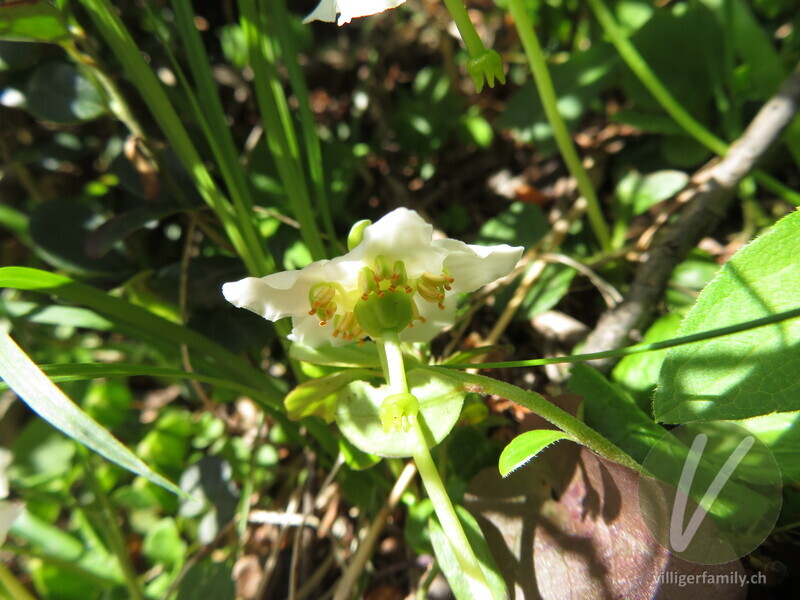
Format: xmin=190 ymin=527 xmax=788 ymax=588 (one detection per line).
xmin=25 ymin=61 xmax=108 ymax=124
xmin=336 ymin=369 xmax=464 ymax=458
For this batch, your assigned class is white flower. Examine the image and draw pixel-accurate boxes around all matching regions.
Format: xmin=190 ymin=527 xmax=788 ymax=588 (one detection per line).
xmin=303 ymin=0 xmax=407 ymax=25
xmin=223 ymin=207 xmax=522 ymax=347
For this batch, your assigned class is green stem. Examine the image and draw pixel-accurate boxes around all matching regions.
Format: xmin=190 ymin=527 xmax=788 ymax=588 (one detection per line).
xmin=442 ymin=0 xmax=486 ymax=58
xmin=425 ymin=367 xmax=643 ymax=474
xmin=441 ymin=306 xmax=800 ymax=370
xmin=268 ymin=0 xmax=340 ymax=254
xmin=239 ymin=0 xmax=328 ymax=262
xmin=380 ymin=330 xmax=492 ymax=599
xmin=506 ymin=0 xmax=611 ymax=252
xmin=80 ymin=452 xmax=145 ymax=600
xmin=0 ymin=561 xmax=37 ymax=600
xmin=380 ymin=329 xmax=409 ymax=394
xmin=78 ymin=0 xmax=264 ymax=276
xmin=586 ymin=0 xmax=800 ymax=206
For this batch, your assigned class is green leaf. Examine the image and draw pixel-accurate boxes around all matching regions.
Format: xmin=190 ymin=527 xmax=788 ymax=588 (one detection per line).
xmin=8 ymin=419 xmax=75 ymax=488
xmin=0 ymin=0 xmax=69 ymax=42
xmin=0 ymin=363 xmax=277 ymax=410
xmin=290 ymin=341 xmax=382 ymax=368
xmin=654 ymin=211 xmax=800 ymax=422
xmin=0 ymin=39 xmax=40 ymax=71
xmin=85 ymin=205 xmax=185 ymax=258
xmin=25 ymin=61 xmax=108 ymax=123
xmin=142 ymin=519 xmax=186 ymax=567
xmin=569 ymin=364 xmax=666 ymax=464
xmin=0 ymin=331 xmax=182 ymax=495
xmin=498 ymin=430 xmax=569 ymax=477
xmin=1 ymin=301 xmax=114 ymax=330
xmin=336 ymin=369 xmax=464 ymax=458
xmin=176 ymin=560 xmax=234 ymax=600
xmin=499 ymin=42 xmax=619 ymax=155
xmin=520 ymin=263 xmax=576 ymax=319
xmin=615 ymin=169 xmax=689 ymax=215
xmin=0 ymin=267 xmax=282 ymax=401
xmin=428 ymin=505 xmax=507 ymax=600
xmin=737 ymin=412 xmax=800 ymax=482
xmin=284 ymin=368 xmax=378 ymax=422
xmin=611 ymin=313 xmax=682 ymax=404
xmin=476 ymin=202 xmax=547 ymax=249
xmin=29 ymin=199 xmax=129 ymax=277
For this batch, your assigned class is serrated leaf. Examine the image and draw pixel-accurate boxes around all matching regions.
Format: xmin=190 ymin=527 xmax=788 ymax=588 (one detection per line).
xmin=498 ymin=430 xmax=569 ymax=477
xmin=654 ymin=211 xmax=800 ymax=423
xmin=0 ymin=331 xmax=182 ymax=495
xmin=569 ymin=364 xmax=666 ymax=463
xmin=0 ymin=0 xmax=69 ymax=42
xmin=336 ymin=369 xmax=464 ymax=458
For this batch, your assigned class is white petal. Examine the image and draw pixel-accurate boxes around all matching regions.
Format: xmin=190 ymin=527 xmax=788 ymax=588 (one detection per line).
xmin=288 ymin=314 xmax=344 ymax=347
xmin=304 ymin=0 xmax=406 ymax=25
xmin=302 ymin=0 xmax=337 ymax=23
xmin=0 ymin=500 xmax=23 ymax=546
xmin=222 ymin=257 xmax=362 ymax=322
xmin=436 ymin=239 xmax=523 ymax=293
xmin=399 ymin=301 xmax=456 ymax=343
xmin=336 ymin=0 xmax=407 ymax=24
xmin=360 ymin=207 xmax=446 ymax=277
xmin=223 ymin=273 xmax=306 ymax=322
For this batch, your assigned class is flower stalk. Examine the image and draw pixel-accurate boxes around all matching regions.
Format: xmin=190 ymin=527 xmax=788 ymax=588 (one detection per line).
xmin=380 ymin=329 xmax=493 ymax=599
xmin=442 ymin=0 xmax=506 ymax=92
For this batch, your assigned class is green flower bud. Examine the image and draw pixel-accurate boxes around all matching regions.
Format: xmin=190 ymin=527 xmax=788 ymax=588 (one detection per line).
xmin=347 ymin=219 xmax=371 ymax=251
xmin=466 ymin=49 xmax=506 ymax=93
xmin=353 ymin=289 xmax=413 ymax=338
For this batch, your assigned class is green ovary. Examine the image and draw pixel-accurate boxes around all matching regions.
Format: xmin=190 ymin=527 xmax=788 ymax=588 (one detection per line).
xmin=306 ymin=256 xmax=456 ymax=343
xmin=380 ymin=392 xmax=420 ymax=433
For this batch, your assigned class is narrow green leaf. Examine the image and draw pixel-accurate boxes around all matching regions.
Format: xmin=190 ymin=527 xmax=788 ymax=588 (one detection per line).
xmin=0 ymin=0 xmax=70 ymax=42
xmin=0 ymin=332 xmax=181 ymax=495
xmin=0 ymin=363 xmax=277 ymax=410
xmin=0 ymin=267 xmax=283 ymax=402
xmin=654 ymin=211 xmax=800 ymax=422
xmin=498 ymin=429 xmax=569 ymax=477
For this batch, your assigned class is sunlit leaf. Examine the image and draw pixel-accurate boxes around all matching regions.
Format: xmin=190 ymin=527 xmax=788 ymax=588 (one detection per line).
xmin=0 ymin=331 xmax=182 ymax=495
xmin=498 ymin=429 xmax=569 ymax=477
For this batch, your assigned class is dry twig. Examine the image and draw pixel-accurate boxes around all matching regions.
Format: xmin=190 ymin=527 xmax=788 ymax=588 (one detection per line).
xmin=582 ymin=62 xmax=800 ymax=372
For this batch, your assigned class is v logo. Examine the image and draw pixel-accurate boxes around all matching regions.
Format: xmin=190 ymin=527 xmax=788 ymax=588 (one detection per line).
xmin=669 ymin=432 xmax=755 ymax=552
